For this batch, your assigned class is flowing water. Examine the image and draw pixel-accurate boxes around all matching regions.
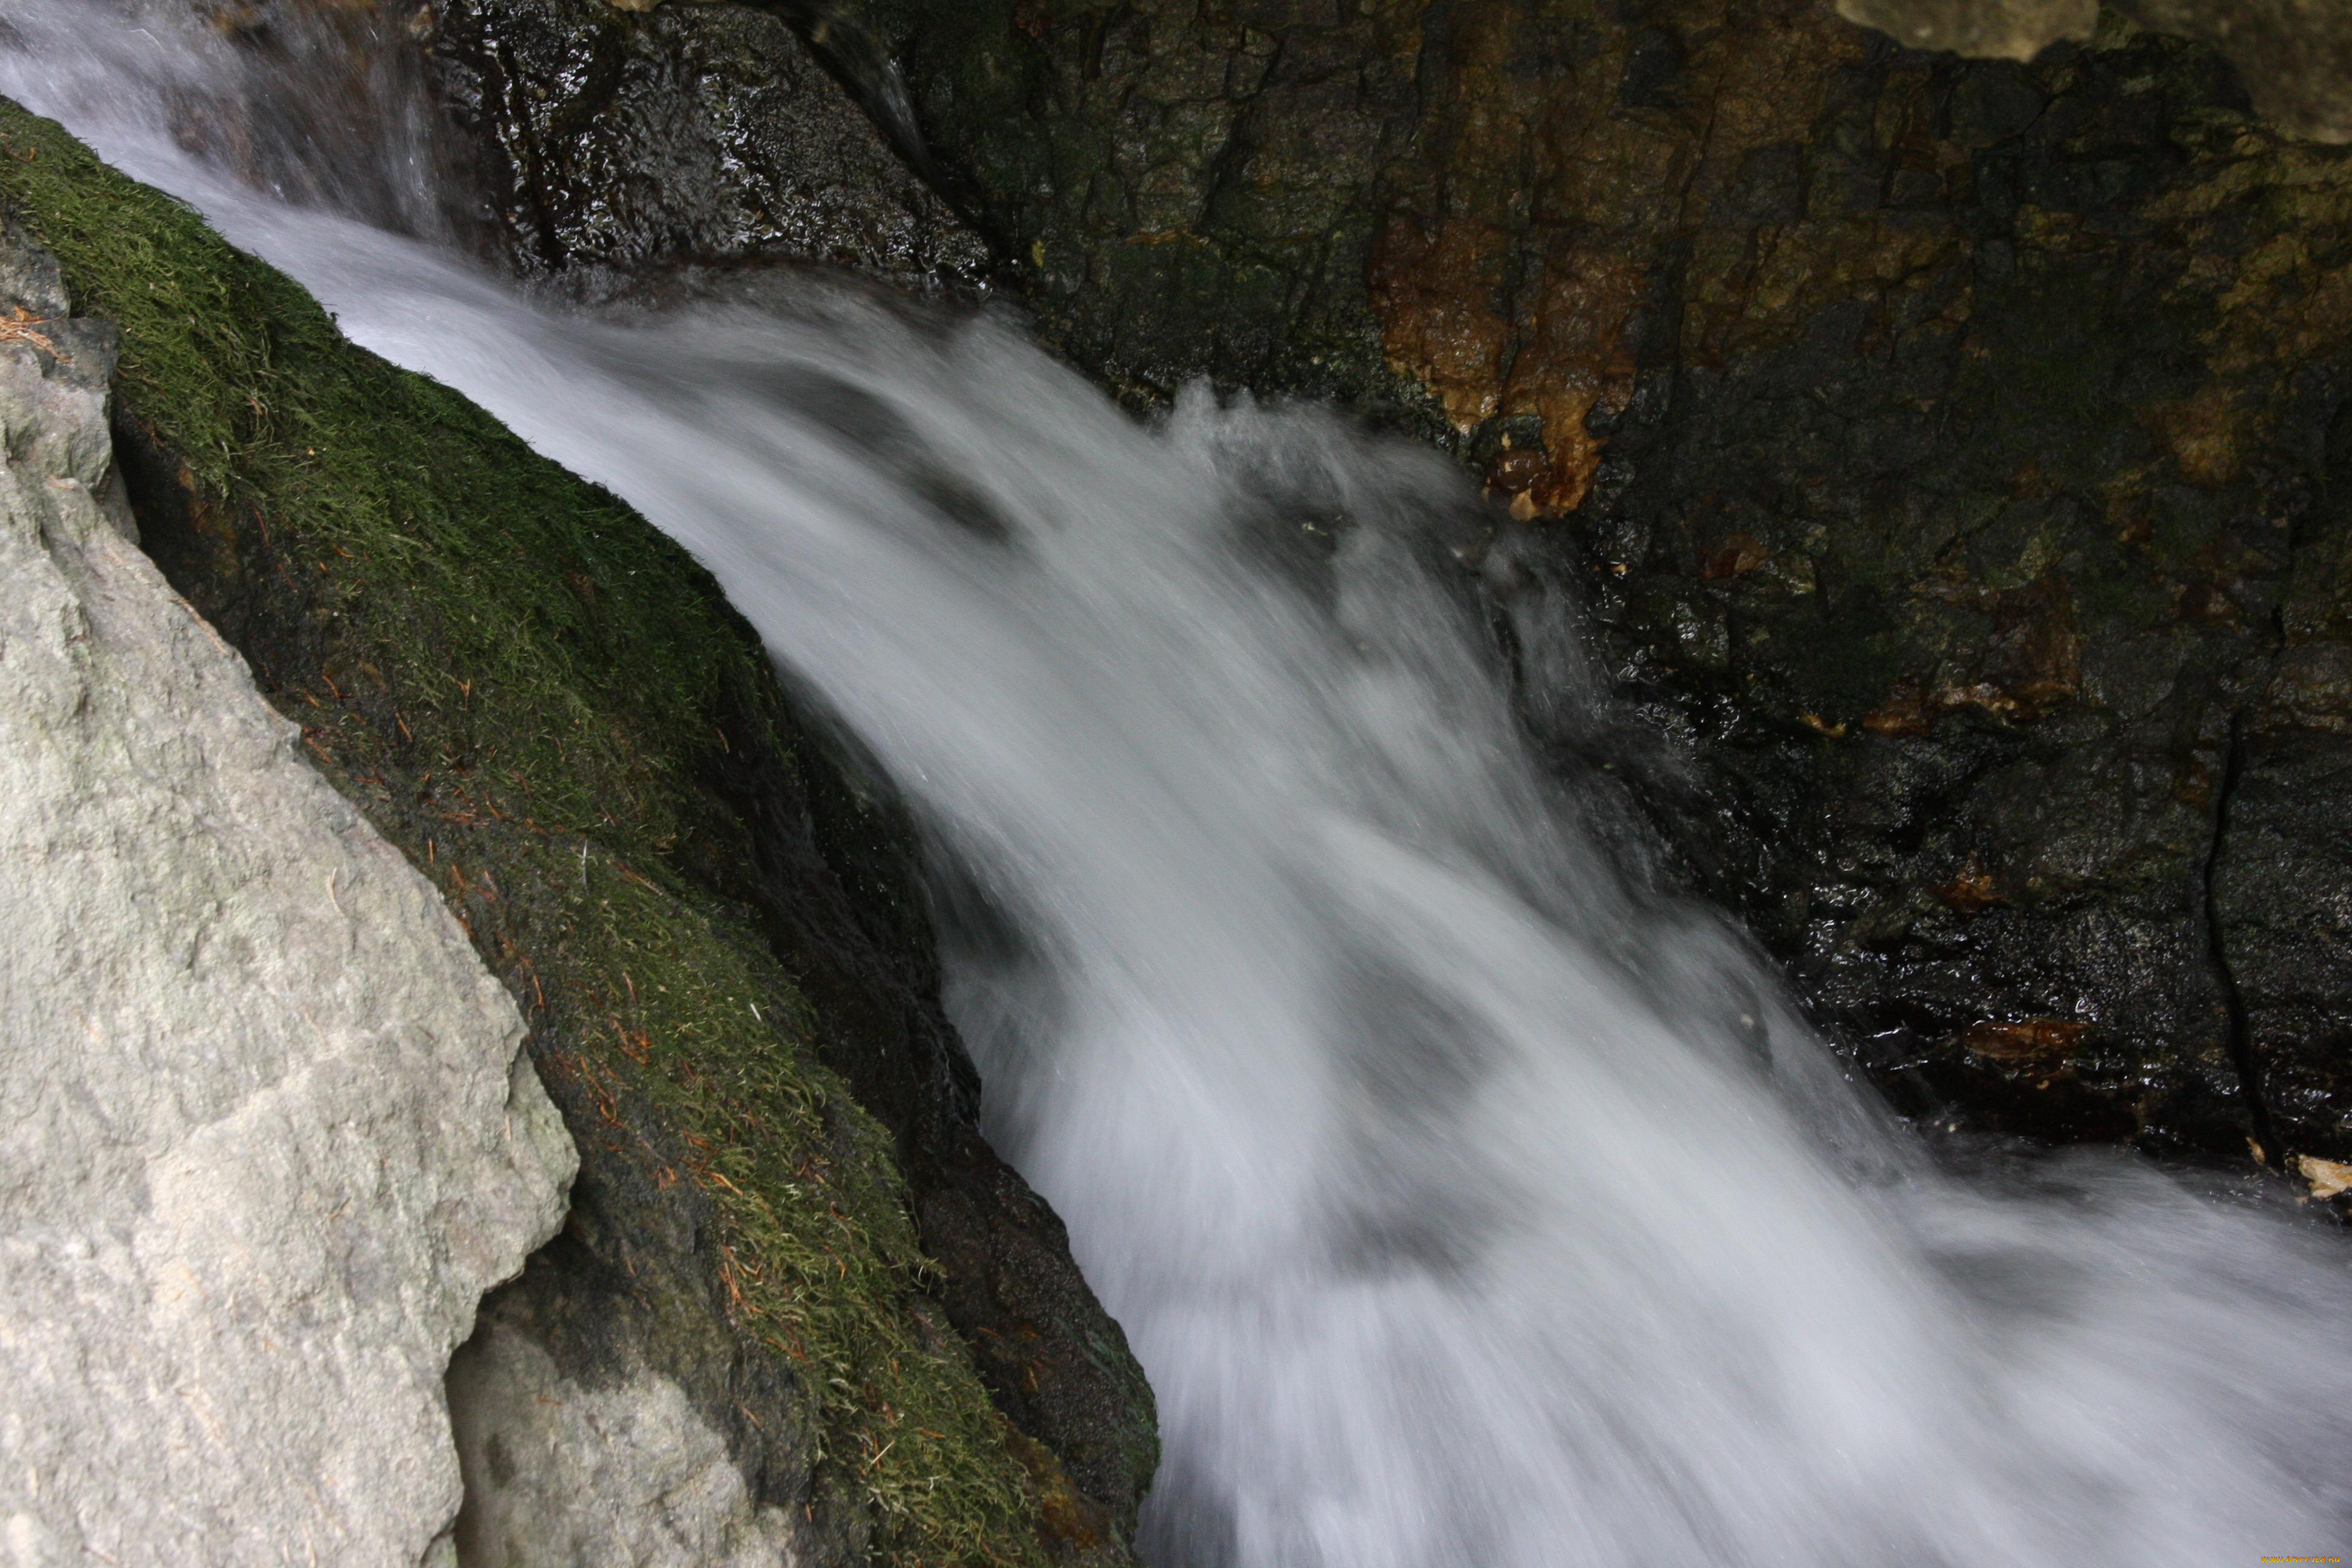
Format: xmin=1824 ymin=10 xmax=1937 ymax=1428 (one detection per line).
xmin=6 ymin=8 xmax=2351 ymax=1564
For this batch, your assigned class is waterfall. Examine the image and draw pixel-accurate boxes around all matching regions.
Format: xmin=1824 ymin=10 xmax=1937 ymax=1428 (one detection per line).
xmin=6 ymin=7 xmax=2348 ymax=1563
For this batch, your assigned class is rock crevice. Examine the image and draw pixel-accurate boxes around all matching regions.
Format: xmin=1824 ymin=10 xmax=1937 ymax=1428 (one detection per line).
xmin=2198 ymin=705 xmax=2276 ymax=1160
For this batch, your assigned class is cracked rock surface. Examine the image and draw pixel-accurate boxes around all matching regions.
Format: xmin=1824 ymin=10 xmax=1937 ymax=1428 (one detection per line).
xmin=0 ymin=227 xmax=574 ymax=1567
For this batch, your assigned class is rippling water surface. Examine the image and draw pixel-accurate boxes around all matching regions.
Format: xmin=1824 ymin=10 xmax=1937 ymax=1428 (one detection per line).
xmin=7 ymin=9 xmax=2349 ymax=1563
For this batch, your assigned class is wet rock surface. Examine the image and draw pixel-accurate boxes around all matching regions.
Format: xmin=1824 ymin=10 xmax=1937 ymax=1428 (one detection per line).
xmin=420 ymin=0 xmax=2352 ymax=1169
xmin=424 ymin=0 xmax=985 ymax=287
xmin=886 ymin=0 xmax=1425 ymax=410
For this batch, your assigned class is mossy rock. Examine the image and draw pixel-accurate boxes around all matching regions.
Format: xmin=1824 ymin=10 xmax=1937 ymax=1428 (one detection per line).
xmin=0 ymin=97 xmax=1151 ymax=1564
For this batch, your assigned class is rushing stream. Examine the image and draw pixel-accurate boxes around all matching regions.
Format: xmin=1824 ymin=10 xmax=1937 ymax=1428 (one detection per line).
xmin=7 ymin=7 xmax=2351 ymax=1564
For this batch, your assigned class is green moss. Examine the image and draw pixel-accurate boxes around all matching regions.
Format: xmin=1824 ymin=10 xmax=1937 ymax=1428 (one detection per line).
xmin=0 ymin=98 xmax=1051 ymax=1566
xmin=483 ymin=828 xmax=1044 ymax=1561
xmin=0 ymin=99 xmax=717 ymax=852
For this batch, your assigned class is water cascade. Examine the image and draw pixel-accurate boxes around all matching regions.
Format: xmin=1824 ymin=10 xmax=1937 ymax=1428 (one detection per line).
xmin=6 ymin=8 xmax=2349 ymax=1563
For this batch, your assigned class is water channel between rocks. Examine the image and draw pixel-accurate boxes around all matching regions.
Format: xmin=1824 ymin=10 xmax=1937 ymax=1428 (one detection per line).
xmin=7 ymin=7 xmax=2351 ymax=1564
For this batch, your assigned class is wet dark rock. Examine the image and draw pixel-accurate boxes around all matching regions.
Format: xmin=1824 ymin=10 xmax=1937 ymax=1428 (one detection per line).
xmin=845 ymin=2 xmax=2352 ymax=1166
xmin=913 ymin=1129 xmax=1163 ymax=1554
xmin=408 ymin=0 xmax=2352 ymax=1172
xmin=2218 ymin=451 xmax=2352 ymax=1162
xmin=425 ymin=0 xmax=985 ymax=287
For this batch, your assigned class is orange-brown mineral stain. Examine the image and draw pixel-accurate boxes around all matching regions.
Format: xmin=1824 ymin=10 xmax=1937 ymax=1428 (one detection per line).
xmin=1962 ymin=1018 xmax=2091 ymax=1065
xmin=1933 ymin=856 xmax=2003 ymax=913
xmin=1366 ymin=1 xmax=1873 ymax=520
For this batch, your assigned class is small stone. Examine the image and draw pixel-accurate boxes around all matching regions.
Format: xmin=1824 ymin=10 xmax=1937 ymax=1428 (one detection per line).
xmin=2293 ymin=1154 xmax=2352 ymax=1201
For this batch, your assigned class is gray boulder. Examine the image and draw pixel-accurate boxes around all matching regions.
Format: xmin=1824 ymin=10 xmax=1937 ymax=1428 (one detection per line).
xmin=0 ymin=234 xmax=575 ymax=1567
xmin=446 ymin=1309 xmax=809 ymax=1568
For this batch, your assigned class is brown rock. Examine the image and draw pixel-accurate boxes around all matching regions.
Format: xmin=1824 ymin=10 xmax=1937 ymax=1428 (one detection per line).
xmin=2296 ymin=1152 xmax=2352 ymax=1200
xmin=1963 ymin=1018 xmax=2092 ymax=1064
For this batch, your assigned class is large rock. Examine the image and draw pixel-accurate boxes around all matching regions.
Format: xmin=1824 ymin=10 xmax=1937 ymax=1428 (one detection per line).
xmin=423 ymin=0 xmax=985 ymax=287
xmin=0 ymin=229 xmax=573 ymax=1564
xmin=841 ymin=0 xmax=2352 ymax=1167
xmin=0 ymin=96 xmax=1151 ymax=1567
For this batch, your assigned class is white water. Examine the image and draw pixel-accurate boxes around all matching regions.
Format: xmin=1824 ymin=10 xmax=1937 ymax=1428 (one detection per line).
xmin=7 ymin=11 xmax=2350 ymax=1564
